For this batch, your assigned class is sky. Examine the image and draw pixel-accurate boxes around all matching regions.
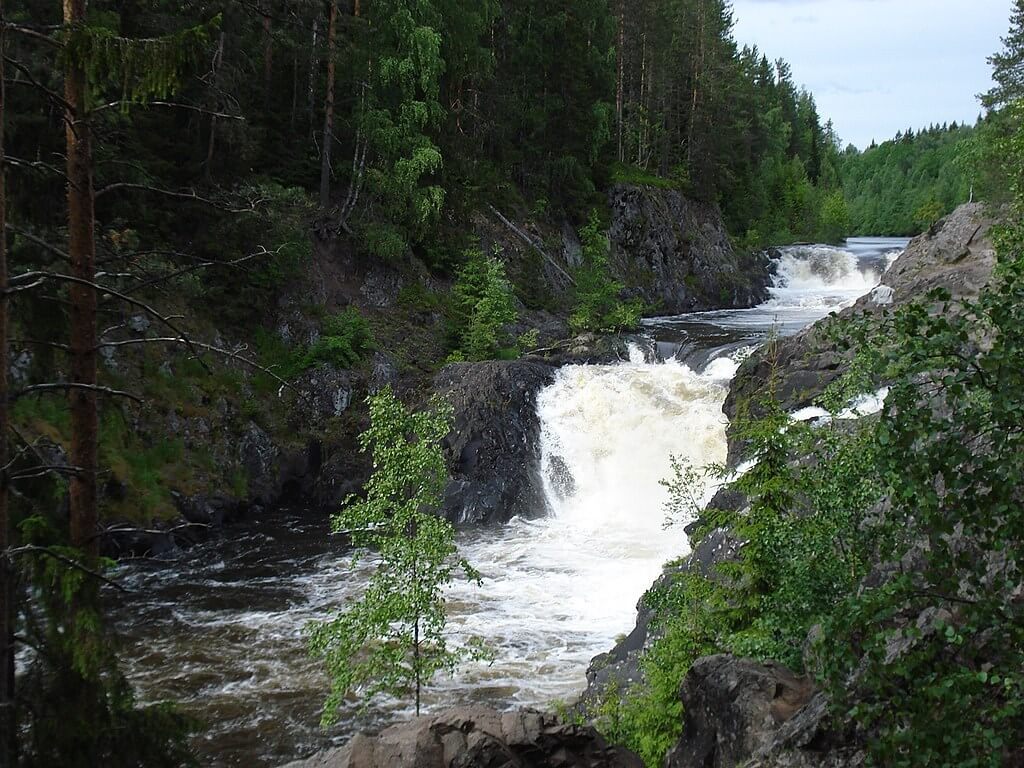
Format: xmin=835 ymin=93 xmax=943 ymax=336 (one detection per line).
xmin=730 ymin=0 xmax=1012 ymax=149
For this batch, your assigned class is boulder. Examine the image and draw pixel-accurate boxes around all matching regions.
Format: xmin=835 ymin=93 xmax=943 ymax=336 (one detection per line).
xmin=280 ymin=707 xmax=643 ymax=768
xmin=607 ymin=184 xmax=772 ymax=314
xmin=665 ymin=655 xmax=817 ymax=768
xmin=434 ymin=360 xmax=556 ymax=525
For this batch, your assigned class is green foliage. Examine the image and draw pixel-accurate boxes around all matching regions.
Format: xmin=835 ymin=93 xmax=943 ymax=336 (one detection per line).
xmin=298 ymin=308 xmax=375 ymax=371
xmin=307 ymin=388 xmax=484 ymax=722
xmin=255 ymin=308 xmax=374 ymax=383
xmin=451 ymin=247 xmax=519 ymax=360
xmin=570 ymin=213 xmax=642 ymax=334
xmin=604 ymin=357 xmax=879 ymax=766
xmin=815 ymin=226 xmax=1024 ymax=766
xmin=839 ymin=123 xmax=975 ymax=236
xmin=354 ymin=0 xmax=452 ymax=257
xmin=609 ymin=163 xmax=680 ymax=191
xmin=15 ymin=518 xmax=196 ymax=767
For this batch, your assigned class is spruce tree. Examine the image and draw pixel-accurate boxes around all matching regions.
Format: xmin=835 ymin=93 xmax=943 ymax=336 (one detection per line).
xmin=983 ymin=0 xmax=1024 ymax=109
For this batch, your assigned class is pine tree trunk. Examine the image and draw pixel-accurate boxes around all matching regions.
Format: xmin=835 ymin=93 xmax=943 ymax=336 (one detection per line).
xmin=204 ymin=31 xmax=225 ymax=182
xmin=307 ymin=17 xmax=318 ymax=132
xmin=319 ymin=0 xmax=338 ymax=209
xmin=64 ymin=0 xmax=99 ymax=563
xmin=263 ymin=9 xmax=273 ymax=106
xmin=615 ymin=0 xmax=624 ymax=164
xmin=0 ymin=3 xmax=16 ymax=762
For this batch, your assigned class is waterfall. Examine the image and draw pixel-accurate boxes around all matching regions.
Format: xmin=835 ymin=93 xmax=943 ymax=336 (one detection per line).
xmin=439 ymin=348 xmax=741 ymax=706
xmin=767 ymin=244 xmax=883 ymax=309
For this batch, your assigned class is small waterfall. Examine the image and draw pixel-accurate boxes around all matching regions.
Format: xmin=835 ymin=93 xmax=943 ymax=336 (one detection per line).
xmin=767 ymin=244 xmax=882 ymax=309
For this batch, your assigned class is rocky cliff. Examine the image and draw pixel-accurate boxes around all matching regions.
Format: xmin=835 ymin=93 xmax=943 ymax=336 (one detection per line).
xmin=607 ymin=184 xmax=772 ymax=314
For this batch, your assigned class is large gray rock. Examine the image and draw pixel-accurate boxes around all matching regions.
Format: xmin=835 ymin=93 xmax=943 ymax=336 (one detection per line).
xmin=281 ymin=707 xmax=643 ymax=768
xmin=608 ymin=184 xmax=772 ymax=314
xmin=665 ymin=655 xmax=817 ymax=768
xmin=434 ymin=361 xmax=556 ymax=525
xmin=724 ymin=203 xmax=998 ymax=458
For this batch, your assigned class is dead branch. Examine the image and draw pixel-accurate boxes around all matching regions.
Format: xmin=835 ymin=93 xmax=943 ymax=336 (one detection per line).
xmin=1 ymin=24 xmax=61 ymax=49
xmin=5 ymin=57 xmax=72 ymax=113
xmin=91 ymin=100 xmax=245 ymax=120
xmin=487 ymin=205 xmax=575 ymax=286
xmin=94 ymin=183 xmax=259 ymax=213
xmin=96 ymin=337 xmax=304 ymax=399
xmin=9 ymin=465 xmax=83 ymax=482
xmin=6 ymin=271 xmax=210 ymax=368
xmin=12 ymin=383 xmax=143 ymax=404
xmin=4 ymin=225 xmax=69 ymax=261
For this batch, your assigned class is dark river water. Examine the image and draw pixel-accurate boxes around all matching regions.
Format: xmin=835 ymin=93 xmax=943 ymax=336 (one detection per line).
xmin=104 ymin=237 xmax=909 ymax=767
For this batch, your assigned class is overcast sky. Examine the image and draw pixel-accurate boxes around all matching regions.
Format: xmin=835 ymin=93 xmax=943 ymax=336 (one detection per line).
xmin=730 ymin=0 xmax=1012 ymax=149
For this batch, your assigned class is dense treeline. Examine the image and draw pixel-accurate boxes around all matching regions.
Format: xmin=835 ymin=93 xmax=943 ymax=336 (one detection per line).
xmin=838 ymin=122 xmax=976 ymax=236
xmin=8 ymin=0 xmax=848 ymax=284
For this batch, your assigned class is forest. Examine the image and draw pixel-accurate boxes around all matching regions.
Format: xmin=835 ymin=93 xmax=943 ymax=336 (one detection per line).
xmin=0 ymin=0 xmax=1018 ymax=766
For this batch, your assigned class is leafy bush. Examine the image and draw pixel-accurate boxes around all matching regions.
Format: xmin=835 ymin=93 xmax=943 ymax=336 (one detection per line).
xmin=255 ymin=308 xmax=374 ymax=382
xmin=815 ymin=222 xmax=1024 ymax=766
xmin=569 ymin=212 xmax=643 ymax=333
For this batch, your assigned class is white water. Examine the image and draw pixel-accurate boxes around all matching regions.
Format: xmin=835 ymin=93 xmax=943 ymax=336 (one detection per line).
xmin=767 ymin=244 xmax=882 ymax=309
xmin=438 ymin=346 xmax=738 ymax=704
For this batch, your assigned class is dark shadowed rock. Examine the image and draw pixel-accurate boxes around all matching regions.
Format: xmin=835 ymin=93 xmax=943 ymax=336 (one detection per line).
xmin=608 ymin=184 xmax=772 ymax=314
xmin=434 ymin=361 xmax=556 ymax=525
xmin=280 ymin=707 xmax=643 ymax=768
xmin=665 ymin=655 xmax=817 ymax=768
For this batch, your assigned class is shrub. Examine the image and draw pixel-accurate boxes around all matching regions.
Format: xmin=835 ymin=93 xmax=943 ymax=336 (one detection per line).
xmin=451 ymin=247 xmax=519 ymax=360
xmin=569 ymin=211 xmax=642 ymax=333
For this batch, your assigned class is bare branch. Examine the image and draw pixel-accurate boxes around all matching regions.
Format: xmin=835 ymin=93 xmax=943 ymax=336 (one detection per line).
xmin=488 ymin=205 xmax=575 ymax=286
xmin=94 ymin=183 xmax=259 ymax=213
xmin=1 ymin=24 xmax=61 ymax=49
xmin=12 ymin=383 xmax=143 ymax=404
xmin=5 ymin=57 xmax=73 ymax=114
xmin=4 ymin=225 xmax=69 ymax=261
xmin=9 ymin=465 xmax=83 ymax=482
xmin=10 ymin=338 xmax=69 ymax=351
xmin=120 ymin=246 xmax=278 ymax=296
xmin=91 ymin=100 xmax=245 ymax=120
xmin=2 ymin=154 xmax=68 ymax=181
xmin=96 ymin=337 xmax=304 ymax=399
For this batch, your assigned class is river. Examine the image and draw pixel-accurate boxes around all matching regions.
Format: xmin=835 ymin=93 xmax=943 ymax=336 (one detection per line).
xmin=105 ymin=237 xmax=909 ymax=767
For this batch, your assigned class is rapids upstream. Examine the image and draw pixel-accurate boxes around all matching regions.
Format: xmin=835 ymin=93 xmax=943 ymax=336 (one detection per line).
xmin=105 ymin=237 xmax=909 ymax=767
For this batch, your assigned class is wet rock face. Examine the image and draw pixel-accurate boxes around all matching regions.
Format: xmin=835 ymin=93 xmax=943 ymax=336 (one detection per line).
xmin=280 ymin=706 xmax=644 ymax=768
xmin=607 ymin=184 xmax=772 ymax=314
xmin=434 ymin=361 xmax=556 ymax=525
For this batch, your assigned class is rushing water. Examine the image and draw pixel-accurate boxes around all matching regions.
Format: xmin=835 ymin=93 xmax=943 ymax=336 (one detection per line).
xmin=105 ymin=237 xmax=909 ymax=767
